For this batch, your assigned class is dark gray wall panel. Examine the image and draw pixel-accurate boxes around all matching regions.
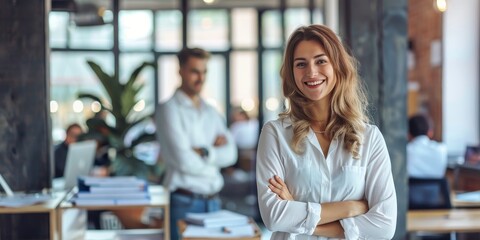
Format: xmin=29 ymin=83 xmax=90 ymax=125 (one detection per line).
xmin=0 ymin=0 xmax=51 ymax=238
xmin=339 ymin=0 xmax=408 ymax=239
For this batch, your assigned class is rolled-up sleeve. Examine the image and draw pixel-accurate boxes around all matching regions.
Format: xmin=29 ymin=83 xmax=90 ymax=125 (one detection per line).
xmin=156 ymin=103 xmax=217 ymax=177
xmin=205 ymin=112 xmax=237 ymax=168
xmin=340 ymin=126 xmax=397 ymax=239
xmin=256 ymin=123 xmax=322 ymax=235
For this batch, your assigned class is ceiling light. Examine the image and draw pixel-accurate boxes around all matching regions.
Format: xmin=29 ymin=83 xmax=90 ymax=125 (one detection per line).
xmin=435 ymin=0 xmax=447 ymax=12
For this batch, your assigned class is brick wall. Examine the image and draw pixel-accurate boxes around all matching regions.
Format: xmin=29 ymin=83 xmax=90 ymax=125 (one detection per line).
xmin=408 ymin=0 xmax=444 ymax=140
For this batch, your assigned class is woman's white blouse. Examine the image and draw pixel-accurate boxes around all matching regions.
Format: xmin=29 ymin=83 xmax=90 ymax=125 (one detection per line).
xmin=256 ymin=119 xmax=397 ymax=240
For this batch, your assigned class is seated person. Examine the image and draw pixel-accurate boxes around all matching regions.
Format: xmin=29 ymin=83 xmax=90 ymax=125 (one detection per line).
xmin=229 ymin=106 xmax=259 ymax=150
xmin=54 ymin=123 xmax=83 ymax=178
xmin=407 ymin=114 xmax=447 ymax=178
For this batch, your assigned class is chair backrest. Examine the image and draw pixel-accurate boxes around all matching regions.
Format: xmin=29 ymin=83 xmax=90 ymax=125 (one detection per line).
xmin=409 ymin=177 xmax=452 ymax=210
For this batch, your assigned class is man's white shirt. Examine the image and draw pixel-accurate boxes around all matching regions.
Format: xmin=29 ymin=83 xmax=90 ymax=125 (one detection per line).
xmin=407 ymin=135 xmax=448 ymax=179
xmin=156 ymin=90 xmax=237 ymax=195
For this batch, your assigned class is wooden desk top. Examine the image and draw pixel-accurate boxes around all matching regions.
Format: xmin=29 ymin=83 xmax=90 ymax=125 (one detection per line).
xmin=59 ymin=185 xmax=169 ymax=210
xmin=408 ymin=209 xmax=480 ymax=233
xmin=0 ymin=191 xmax=66 ymax=214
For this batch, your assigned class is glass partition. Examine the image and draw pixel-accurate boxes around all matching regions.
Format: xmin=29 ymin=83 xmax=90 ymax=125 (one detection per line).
xmin=262 ymin=51 xmax=283 ymax=122
xmin=230 ymin=51 xmax=258 ymax=117
xmin=155 ymin=10 xmax=183 ymax=51
xmin=187 ymin=10 xmax=229 ymax=50
xmin=49 ymin=12 xmax=69 ymax=48
xmin=203 ymin=55 xmax=227 ymax=116
xmin=157 ymin=55 xmax=181 ymax=103
xmin=119 ymin=53 xmax=155 ymax=116
xmin=231 ymin=8 xmax=258 ymax=49
xmin=119 ymin=10 xmax=154 ymax=51
xmin=262 ymin=10 xmax=282 ymax=48
xmin=50 ymin=52 xmax=114 ymax=142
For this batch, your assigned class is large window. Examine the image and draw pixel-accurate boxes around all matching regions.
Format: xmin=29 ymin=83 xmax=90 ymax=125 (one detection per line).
xmin=50 ymin=51 xmax=114 ymax=141
xmin=49 ymin=0 xmax=326 ymax=224
xmin=119 ymin=11 xmax=153 ymax=50
xmin=49 ymin=2 xmax=325 ymax=142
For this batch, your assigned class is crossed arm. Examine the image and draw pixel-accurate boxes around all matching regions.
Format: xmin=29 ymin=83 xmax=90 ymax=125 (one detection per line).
xmin=268 ymin=175 xmax=369 ymax=238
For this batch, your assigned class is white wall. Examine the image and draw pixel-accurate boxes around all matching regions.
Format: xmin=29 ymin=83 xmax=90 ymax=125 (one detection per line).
xmin=443 ymin=0 xmax=480 ymax=156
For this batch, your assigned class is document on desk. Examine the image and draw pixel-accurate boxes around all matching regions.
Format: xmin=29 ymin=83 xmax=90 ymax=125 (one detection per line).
xmin=456 ymin=191 xmax=480 ymax=202
xmin=0 ymin=194 xmax=52 ymax=208
xmin=183 ymin=224 xmax=255 ymax=238
xmin=186 ymin=209 xmax=250 ymax=228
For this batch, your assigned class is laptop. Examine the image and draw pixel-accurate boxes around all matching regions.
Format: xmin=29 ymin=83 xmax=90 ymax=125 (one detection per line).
xmin=0 ymin=174 xmax=52 ymax=207
xmin=63 ymin=140 xmax=97 ymax=191
xmin=464 ymin=145 xmax=480 ymax=167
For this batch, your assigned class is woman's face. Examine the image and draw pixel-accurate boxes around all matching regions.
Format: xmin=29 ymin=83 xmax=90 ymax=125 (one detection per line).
xmin=293 ymin=40 xmax=336 ymax=102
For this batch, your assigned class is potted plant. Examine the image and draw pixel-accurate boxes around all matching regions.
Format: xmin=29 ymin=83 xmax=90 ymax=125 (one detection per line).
xmin=78 ymin=60 xmax=161 ymax=180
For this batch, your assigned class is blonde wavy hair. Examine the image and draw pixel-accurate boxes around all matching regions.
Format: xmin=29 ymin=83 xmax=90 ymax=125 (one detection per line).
xmin=279 ymin=24 xmax=369 ymax=159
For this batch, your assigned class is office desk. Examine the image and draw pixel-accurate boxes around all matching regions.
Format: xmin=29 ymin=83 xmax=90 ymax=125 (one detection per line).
xmin=58 ymin=186 xmax=169 ymax=240
xmin=0 ymin=191 xmax=66 ymax=240
xmin=408 ymin=209 xmax=480 ymax=233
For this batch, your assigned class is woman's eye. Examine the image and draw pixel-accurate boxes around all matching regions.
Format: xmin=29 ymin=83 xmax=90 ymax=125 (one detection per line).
xmin=295 ymin=62 xmax=306 ymax=68
xmin=317 ymin=59 xmax=327 ymax=64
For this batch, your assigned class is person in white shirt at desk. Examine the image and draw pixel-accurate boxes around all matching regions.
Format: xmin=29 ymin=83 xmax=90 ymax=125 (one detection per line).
xmin=256 ymin=24 xmax=397 ymax=239
xmin=407 ymin=114 xmax=448 ymax=179
xmin=156 ymin=47 xmax=237 ymax=240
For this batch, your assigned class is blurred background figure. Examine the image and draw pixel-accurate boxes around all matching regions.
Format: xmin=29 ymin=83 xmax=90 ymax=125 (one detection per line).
xmin=229 ymin=106 xmax=259 ymax=151
xmin=83 ymin=112 xmax=112 ymax=177
xmin=219 ymin=106 xmax=261 ymax=221
xmin=54 ymin=123 xmax=83 ymax=178
xmin=407 ymin=114 xmax=448 ymax=179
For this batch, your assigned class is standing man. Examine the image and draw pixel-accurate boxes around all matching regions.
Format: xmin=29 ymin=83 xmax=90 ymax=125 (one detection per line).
xmin=407 ymin=114 xmax=448 ymax=178
xmin=156 ymin=47 xmax=237 ymax=239
xmin=54 ymin=123 xmax=83 ymax=178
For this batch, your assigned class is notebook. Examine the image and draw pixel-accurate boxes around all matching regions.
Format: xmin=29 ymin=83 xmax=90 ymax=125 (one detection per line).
xmin=63 ymin=140 xmax=97 ymax=191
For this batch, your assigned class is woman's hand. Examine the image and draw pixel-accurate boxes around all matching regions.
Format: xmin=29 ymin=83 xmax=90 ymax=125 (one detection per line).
xmin=268 ymin=175 xmax=294 ymax=200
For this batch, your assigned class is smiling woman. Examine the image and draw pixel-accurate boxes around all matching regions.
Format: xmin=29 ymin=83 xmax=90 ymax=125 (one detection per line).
xmin=292 ymin=40 xmax=335 ymax=104
xmin=256 ymin=24 xmax=397 ymax=240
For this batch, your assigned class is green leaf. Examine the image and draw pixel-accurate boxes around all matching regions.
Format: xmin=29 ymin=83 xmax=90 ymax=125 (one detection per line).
xmin=77 ymin=93 xmax=114 ymax=113
xmin=77 ymin=93 xmax=103 ymax=104
xmin=125 ymin=62 xmax=154 ymax=91
xmin=87 ymin=61 xmax=123 ymax=125
xmin=130 ymin=133 xmax=156 ymax=148
xmin=120 ymin=115 xmax=151 ymax=140
xmin=84 ymin=60 xmax=156 ymax=178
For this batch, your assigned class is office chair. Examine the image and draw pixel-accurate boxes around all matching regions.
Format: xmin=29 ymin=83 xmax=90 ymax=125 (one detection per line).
xmin=409 ymin=177 xmax=452 ymax=210
xmin=408 ymin=177 xmax=454 ymax=240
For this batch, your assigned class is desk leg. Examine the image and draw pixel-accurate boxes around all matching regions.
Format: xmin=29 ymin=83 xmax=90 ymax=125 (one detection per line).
xmin=50 ymin=210 xmax=57 ymax=240
xmin=164 ymin=206 xmax=170 ymax=240
xmin=57 ymin=208 xmax=63 ymax=240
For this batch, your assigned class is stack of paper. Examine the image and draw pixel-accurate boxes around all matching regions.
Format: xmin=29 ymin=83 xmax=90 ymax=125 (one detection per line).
xmin=72 ymin=176 xmax=150 ymax=206
xmin=184 ymin=210 xmax=255 ymax=238
xmin=185 ymin=210 xmax=250 ymax=228
xmin=456 ymin=191 xmax=480 ymax=202
xmin=182 ymin=224 xmax=255 ymax=238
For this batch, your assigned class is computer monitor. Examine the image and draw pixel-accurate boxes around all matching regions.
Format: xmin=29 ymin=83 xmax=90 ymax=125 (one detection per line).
xmin=63 ymin=140 xmax=97 ymax=191
xmin=464 ymin=145 xmax=480 ymax=167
